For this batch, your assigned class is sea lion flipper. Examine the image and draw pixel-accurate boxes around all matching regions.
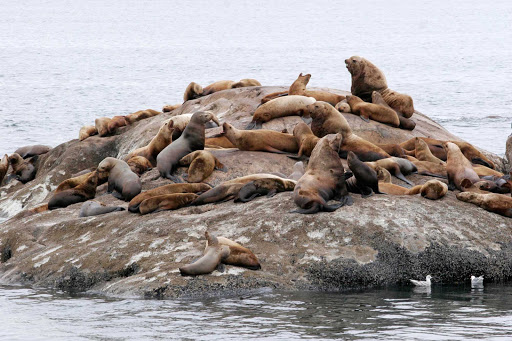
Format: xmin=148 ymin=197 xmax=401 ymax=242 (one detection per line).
xmin=471 ymin=157 xmax=493 ymax=169
xmin=360 ymin=116 xmax=370 ymax=123
xmin=245 ymin=121 xmax=261 ymax=130
xmin=169 ymin=175 xmax=184 ymax=183
xmin=111 ymin=191 xmax=124 ymax=200
xmin=360 ymin=188 xmax=374 ymax=198
xmin=266 ymin=189 xmax=277 ymax=198
xmin=215 ymin=263 xmax=226 ymax=273
xmin=396 ymin=173 xmax=414 ymax=185
xmin=344 ymin=171 xmax=353 ymax=180
xmin=290 ymin=202 xmax=320 ymax=214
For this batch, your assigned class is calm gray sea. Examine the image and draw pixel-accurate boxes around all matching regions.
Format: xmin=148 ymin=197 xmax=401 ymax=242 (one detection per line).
xmin=1 ymin=0 xmax=512 ymax=339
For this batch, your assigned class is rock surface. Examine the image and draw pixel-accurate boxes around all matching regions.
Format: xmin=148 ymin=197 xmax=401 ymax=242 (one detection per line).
xmin=0 ymin=86 xmax=511 ymax=298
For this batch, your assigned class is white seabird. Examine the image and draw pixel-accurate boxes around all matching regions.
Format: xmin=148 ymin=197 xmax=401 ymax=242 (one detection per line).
xmin=471 ymin=275 xmax=484 ymax=287
xmin=410 ymin=275 xmax=432 ymax=287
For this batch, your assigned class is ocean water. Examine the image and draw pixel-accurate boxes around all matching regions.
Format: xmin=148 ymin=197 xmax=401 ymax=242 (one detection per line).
xmin=1 ymin=0 xmax=511 ymax=157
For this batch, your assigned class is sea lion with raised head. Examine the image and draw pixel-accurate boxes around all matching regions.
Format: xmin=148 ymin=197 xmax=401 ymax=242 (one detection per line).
xmin=345 ymin=56 xmax=388 ymax=102
xmin=126 ymin=120 xmax=175 ymax=165
xmin=179 ymin=232 xmax=231 ymax=276
xmin=79 ymin=200 xmax=125 ymax=217
xmin=128 ymin=182 xmax=211 ymax=213
xmin=415 ymin=138 xmax=445 ymax=165
xmin=247 ymin=95 xmax=316 ymax=130
xmin=48 ymin=171 xmax=98 ymax=209
xmin=127 ymin=156 xmax=153 ymax=175
xmin=223 ymin=122 xmax=299 ymax=153
xmin=456 ymin=192 xmax=512 ymax=218
xmin=234 ymin=177 xmax=296 ymax=202
xmin=372 ymin=91 xmax=416 ymax=130
xmin=14 ymin=145 xmax=51 ymax=159
xmin=97 ymin=157 xmax=141 ymax=201
xmin=157 ymin=111 xmax=220 ymax=181
xmin=444 ymin=142 xmax=480 ymax=190
xmin=169 ymin=112 xmax=220 ymax=140
xmin=79 ymin=125 xmax=98 ymax=141
xmin=347 ymin=151 xmax=383 ymax=197
xmin=138 ymin=193 xmax=198 ymax=215
xmin=179 ymin=150 xmax=226 ymax=183
xmin=292 ymin=134 xmax=353 ymax=214
xmin=346 ymin=95 xmax=400 ymax=127
xmin=183 ymin=82 xmax=204 ymax=102
xmin=293 ymin=122 xmax=320 ymax=157
xmin=95 ymin=117 xmax=112 ymax=137
xmin=8 ymin=153 xmax=37 ymax=184
xmin=288 ymin=73 xmax=346 ymax=105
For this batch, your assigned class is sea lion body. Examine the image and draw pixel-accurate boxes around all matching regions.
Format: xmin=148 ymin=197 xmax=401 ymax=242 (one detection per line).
xmin=79 ymin=200 xmax=125 ymax=217
xmin=107 ymin=115 xmax=128 ymax=134
xmin=0 ymin=154 xmax=8 ymax=186
xmin=379 ymin=88 xmax=415 ymax=119
xmin=138 ymin=193 xmax=198 ymax=215
xmin=409 ymin=160 xmax=447 ymax=178
xmin=375 ymin=143 xmax=406 ymax=157
xmin=292 ymin=134 xmax=352 ymax=214
xmin=371 ymin=91 xmax=416 ymax=130
xmin=183 ymin=82 xmax=204 ymax=102
xmin=157 ymin=111 xmax=219 ymax=181
xmin=55 ymin=171 xmax=108 ymax=193
xmin=247 ymin=95 xmax=316 ymax=130
xmin=456 ymin=192 xmax=512 ymax=218
xmin=445 ymin=142 xmax=480 ymax=190
xmin=205 ymin=134 xmax=236 ymax=149
xmin=365 ymin=158 xmax=414 ymax=185
xmin=179 ymin=232 xmax=230 ymax=276
xmin=473 ymin=166 xmax=503 ymax=177
xmin=97 ymin=157 xmax=141 ymax=201
xmin=415 ymin=138 xmax=445 ymax=165
xmin=288 ymin=73 xmax=345 ymax=105
xmin=377 ymin=182 xmax=421 ymax=195
xmin=128 ymin=182 xmax=211 ymax=213
xmin=234 ymin=177 xmax=296 ymax=202
xmin=79 ymin=126 xmax=98 ymax=141
xmin=95 ymin=117 xmax=112 ymax=137
xmin=8 ymin=153 xmax=37 ymax=184
xmin=214 ymin=237 xmax=261 ymax=270
xmin=335 ymin=100 xmax=351 ymax=113
xmin=48 ymin=172 xmax=98 ymax=209
xmin=169 ymin=113 xmax=220 ymax=140
xmin=231 ymin=79 xmax=261 ymax=88
xmin=420 ymin=180 xmax=448 ymax=200
xmin=346 ymin=95 xmax=400 ymax=127
xmin=162 ymin=104 xmax=181 ymax=112
xmin=179 ymin=150 xmax=225 ymax=183
xmin=124 ymin=109 xmax=161 ymax=124
xmin=126 ymin=120 xmax=175 ymax=165
xmin=347 ymin=151 xmax=383 ymax=197
xmin=293 ymin=122 xmax=319 ymax=157
xmin=223 ymin=123 xmax=299 ymax=153
xmin=202 ymin=80 xmax=235 ymax=96
xmin=14 ymin=145 xmax=51 ymax=159
xmin=127 ymin=156 xmax=153 ymax=175
xmin=345 ymin=56 xmax=388 ymax=102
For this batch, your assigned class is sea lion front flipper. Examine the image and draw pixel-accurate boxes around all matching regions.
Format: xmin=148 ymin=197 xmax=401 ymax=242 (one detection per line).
xmin=169 ymin=175 xmax=184 ymax=183
xmin=323 ymin=202 xmax=344 ymax=212
xmin=301 ymin=116 xmax=313 ymax=125
xmin=245 ymin=121 xmax=262 ymax=130
xmin=471 ymin=157 xmax=493 ymax=169
xmin=340 ymin=195 xmax=354 ymax=206
xmin=290 ymin=202 xmax=320 ymax=214
xmin=215 ymin=263 xmax=226 ymax=273
xmin=263 ymin=146 xmax=289 ymax=154
xmin=360 ymin=116 xmax=370 ymax=123
xmin=111 ymin=191 xmax=124 ymax=200
xmin=266 ymin=189 xmax=277 ymax=198
xmin=396 ymin=173 xmax=414 ymax=186
xmin=360 ymin=187 xmax=374 ymax=198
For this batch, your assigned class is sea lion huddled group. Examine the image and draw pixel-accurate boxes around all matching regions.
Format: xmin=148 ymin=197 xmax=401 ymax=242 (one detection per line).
xmin=2 ymin=56 xmax=510 ymax=279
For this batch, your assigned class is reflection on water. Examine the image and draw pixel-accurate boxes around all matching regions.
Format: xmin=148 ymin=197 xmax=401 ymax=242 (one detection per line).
xmin=1 ymin=284 xmax=512 ymax=340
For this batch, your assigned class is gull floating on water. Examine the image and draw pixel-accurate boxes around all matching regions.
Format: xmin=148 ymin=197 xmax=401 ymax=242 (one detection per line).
xmin=471 ymin=275 xmax=484 ymax=287
xmin=410 ymin=275 xmax=432 ymax=287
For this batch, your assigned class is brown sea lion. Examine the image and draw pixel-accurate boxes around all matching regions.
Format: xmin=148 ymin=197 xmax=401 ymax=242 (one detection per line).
xmin=14 ymin=145 xmax=51 ymax=159
xmin=138 ymin=193 xmax=198 ymax=215
xmin=127 ymin=156 xmax=153 ymax=175
xmin=479 ymin=175 xmax=511 ymax=194
xmin=95 ymin=117 xmax=112 ymax=137
xmin=162 ymin=104 xmax=181 ymax=112
xmin=347 ymin=151 xmax=384 ymax=197
xmin=376 ymin=166 xmax=392 ymax=183
xmin=472 ymin=165 xmax=503 ymax=177
xmin=79 ymin=200 xmax=125 ymax=217
xmin=409 ymin=160 xmax=447 ymax=178
xmin=179 ymin=150 xmax=226 ymax=183
xmin=55 ymin=170 xmax=108 ymax=193
xmin=292 ymin=134 xmax=353 ymax=214
xmin=205 ymin=134 xmax=236 ymax=149
xmin=213 ymin=236 xmax=261 ymax=270
xmin=415 ymin=138 xmax=445 ymax=165
xmin=183 ymin=82 xmax=204 ymax=102
xmin=97 ymin=157 xmax=142 ymax=201
xmin=79 ymin=126 xmax=98 ymax=141
xmin=288 ymin=161 xmax=305 ymax=181
xmin=231 ymin=79 xmax=261 ymax=88
xmin=445 ymin=142 xmax=481 ymax=190
xmin=379 ymin=88 xmax=415 ymax=119
xmin=293 ymin=122 xmax=320 ymax=157
xmin=234 ymin=177 xmax=296 ymax=202
xmin=247 ymin=95 xmax=316 ymax=130
xmin=346 ymin=95 xmax=400 ymax=127
xmin=126 ymin=120 xmax=175 ymax=165
xmin=400 ymin=137 xmax=447 ymax=160
xmin=128 ymin=182 xmax=211 ymax=213
xmin=124 ymin=109 xmax=161 ymax=124
xmin=375 ymin=143 xmax=406 ymax=157
xmin=0 ymin=154 xmax=9 ymax=186
xmin=420 ymin=180 xmax=448 ymax=200
xmin=456 ymin=192 xmax=512 ymax=218
xmin=107 ymin=115 xmax=128 ymax=134
xmin=223 ymin=123 xmax=299 ymax=153
xmin=371 ymin=91 xmax=416 ymax=130
xmin=288 ymin=73 xmax=346 ymax=105
xmin=377 ymin=182 xmax=421 ymax=195
xmin=335 ymin=100 xmax=351 ymax=113
xmin=157 ymin=111 xmax=220 ymax=181
xmin=8 ymin=153 xmax=37 ymax=184
xmin=202 ymin=80 xmax=235 ymax=96
xmin=345 ymin=56 xmax=388 ymax=102
xmin=179 ymin=232 xmax=231 ymax=276
xmin=48 ymin=171 xmax=98 ymax=209
xmin=191 ymin=174 xmax=286 ymax=205
xmin=306 ymin=101 xmax=390 ymax=161
xmin=365 ymin=158 xmax=414 ymax=185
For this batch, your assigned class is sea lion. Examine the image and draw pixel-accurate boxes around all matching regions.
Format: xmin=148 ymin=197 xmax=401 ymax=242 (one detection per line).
xmin=205 ymin=134 xmax=236 ymax=149
xmin=179 ymin=232 xmax=231 ymax=276
xmin=202 ymin=80 xmax=235 ymax=96
xmin=124 ymin=109 xmax=161 ymax=124
xmin=479 ymin=175 xmax=511 ymax=194
xmin=376 ymin=166 xmax=392 ymax=183
xmin=345 ymin=56 xmax=388 ymax=102
xmin=10 ymin=203 xmax=49 ymax=219
xmin=292 ymin=134 xmax=353 ymax=214
xmin=138 ymin=193 xmax=198 ymax=215
xmin=95 ymin=117 xmax=112 ymax=137
xmin=379 ymin=88 xmax=415 ymax=119
xmin=231 ymin=79 xmax=261 ymax=88
xmin=55 ymin=171 xmax=108 ymax=193
xmin=179 ymin=150 xmax=226 ymax=183
xmin=97 ymin=157 xmax=142 ymax=201
xmin=223 ymin=122 xmax=299 ymax=153
xmin=307 ymin=101 xmax=390 ymax=161
xmin=157 ymin=111 xmax=220 ymax=181
xmin=183 ymin=82 xmax=204 ymax=102
xmin=234 ymin=177 xmax=296 ymax=202
xmin=377 ymin=182 xmax=421 ymax=195
xmin=293 ymin=122 xmax=320 ymax=157
xmin=192 ymin=174 xmax=287 ymax=205
xmin=211 ymin=236 xmax=261 ymax=269
xmin=371 ymin=91 xmax=416 ymax=130
xmin=162 ymin=104 xmax=181 ymax=112
xmin=456 ymin=192 xmax=512 ymax=218
xmin=79 ymin=200 xmax=125 ymax=217
xmin=346 ymin=95 xmax=400 ymax=127
xmin=420 ymin=180 xmax=448 ymax=200
xmin=8 ymin=153 xmax=37 ymax=184
xmin=414 ymin=138 xmax=445 ymax=165
xmin=365 ymin=158 xmax=414 ymax=185
xmin=347 ymin=151 xmax=383 ymax=197
xmin=247 ymin=95 xmax=316 ymax=130
xmin=79 ymin=126 xmax=98 ymax=141
xmin=14 ymin=145 xmax=51 ymax=159
xmin=288 ymin=161 xmax=305 ymax=181
xmin=127 ymin=156 xmax=153 ymax=175
xmin=107 ymin=115 xmax=128 ymax=134
xmin=409 ymin=160 xmax=447 ymax=178
xmin=335 ymin=100 xmax=351 ymax=113
xmin=128 ymin=182 xmax=211 ymax=213
xmin=126 ymin=120 xmax=175 ymax=165
xmin=48 ymin=171 xmax=98 ymax=209
xmin=390 ymin=157 xmax=418 ymax=175
xmin=473 ymin=165 xmax=503 ymax=177
xmin=288 ymin=73 xmax=346 ymax=106
xmin=445 ymin=142 xmax=480 ymax=190
xmin=168 ymin=112 xmax=220 ymax=140
xmin=375 ymin=143 xmax=406 ymax=157
xmin=0 ymin=154 xmax=8 ymax=186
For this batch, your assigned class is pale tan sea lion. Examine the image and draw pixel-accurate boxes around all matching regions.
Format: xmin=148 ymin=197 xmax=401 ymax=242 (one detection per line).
xmin=335 ymin=100 xmax=351 ymax=113
xmin=126 ymin=120 xmax=175 ymax=166
xmin=179 ymin=150 xmax=226 ymax=183
xmin=415 ymin=138 xmax=445 ymax=165
xmin=293 ymin=122 xmax=320 ymax=157
xmin=223 ymin=122 xmax=299 ymax=153
xmin=124 ymin=109 xmax=161 ymax=124
xmin=48 ymin=171 xmax=98 ymax=209
xmin=55 ymin=170 xmax=108 ymax=193
xmin=234 ymin=177 xmax=296 ymax=202
xmin=377 ymin=182 xmax=422 ymax=195
xmin=179 ymin=232 xmax=230 ymax=276
xmin=420 ymin=180 xmax=448 ymax=200
xmin=162 ymin=104 xmax=181 ymax=112
xmin=231 ymin=79 xmax=261 ymax=88
xmin=184 ymin=82 xmax=204 ymax=102
xmin=138 ymin=193 xmax=198 ymax=215
xmin=95 ymin=117 xmax=112 ymax=137
xmin=97 ymin=157 xmax=142 ymax=201
xmin=202 ymin=80 xmax=235 ymax=96
xmin=346 ymin=95 xmax=400 ymax=127
xmin=472 ymin=165 xmax=503 ymax=177
xmin=247 ymin=95 xmax=316 ymax=130
xmin=0 ymin=154 xmax=9 ymax=186
xmin=127 ymin=156 xmax=153 ymax=175
xmin=107 ymin=115 xmax=128 ymax=134
xmin=444 ymin=142 xmax=480 ymax=190
xmin=372 ymin=91 xmax=416 ymax=130
xmin=410 ymin=160 xmax=447 ymax=178
xmin=79 ymin=126 xmax=98 ymax=141
xmin=212 ymin=236 xmax=261 ymax=270
xmin=456 ymin=192 xmax=512 ymax=218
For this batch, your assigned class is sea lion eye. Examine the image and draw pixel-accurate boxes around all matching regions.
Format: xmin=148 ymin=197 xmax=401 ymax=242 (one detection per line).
xmin=352 ymin=60 xmax=356 ymax=63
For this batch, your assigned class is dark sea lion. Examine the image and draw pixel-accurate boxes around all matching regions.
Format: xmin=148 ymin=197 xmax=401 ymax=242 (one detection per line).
xmin=107 ymin=115 xmax=128 ymax=134
xmin=346 ymin=95 xmax=400 ymax=127
xmin=127 ymin=156 xmax=153 ymax=175
xmin=347 ymin=151 xmax=383 ymax=197
xmin=231 ymin=79 xmax=261 ymax=88
xmin=293 ymin=122 xmax=320 ymax=157
xmin=124 ymin=109 xmax=161 ymax=124
xmin=97 ymin=157 xmax=142 ymax=201
xmin=234 ymin=178 xmax=296 ymax=202
xmin=247 ymin=95 xmax=316 ymax=130
xmin=8 ymin=153 xmax=37 ymax=184
xmin=372 ymin=91 xmax=416 ymax=130
xmin=169 ymin=112 xmax=220 ymax=140
xmin=179 ymin=150 xmax=226 ymax=183
xmin=288 ymin=161 xmax=305 ymax=181
xmin=48 ymin=171 xmax=98 ymax=210
xmin=128 ymin=183 xmax=211 ymax=213
xmin=179 ymin=232 xmax=231 ymax=276
xmin=157 ymin=111 xmax=220 ymax=181
xmin=79 ymin=200 xmax=125 ymax=217
xmin=14 ymin=145 xmax=51 ymax=159
xmin=138 ymin=193 xmax=198 ymax=215
xmin=223 ymin=123 xmax=299 ymax=153
xmin=79 ymin=125 xmax=98 ymax=141
xmin=0 ymin=154 xmax=8 ymax=186
xmin=213 ymin=236 xmax=261 ymax=270
xmin=292 ymin=134 xmax=353 ymax=214
xmin=456 ymin=192 xmax=512 ymax=218
xmin=95 ymin=117 xmax=112 ymax=137
xmin=444 ymin=142 xmax=480 ymax=190
xmin=126 ymin=120 xmax=175 ymax=166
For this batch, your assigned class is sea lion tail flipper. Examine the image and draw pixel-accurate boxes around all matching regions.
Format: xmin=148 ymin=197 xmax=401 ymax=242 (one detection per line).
xmin=245 ymin=121 xmax=261 ymax=130
xmin=111 ymin=191 xmax=124 ymax=200
xmin=396 ymin=173 xmax=414 ymax=185
xmin=290 ymin=202 xmax=320 ymax=214
xmin=360 ymin=116 xmax=370 ymax=123
xmin=301 ymin=116 xmax=313 ymax=125
xmin=471 ymin=157 xmax=493 ymax=169
xmin=128 ymin=203 xmax=140 ymax=213
xmin=287 ymin=154 xmax=309 ymax=161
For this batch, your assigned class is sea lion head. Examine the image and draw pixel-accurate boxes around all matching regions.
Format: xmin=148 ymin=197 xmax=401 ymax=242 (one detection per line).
xmin=305 ymin=101 xmax=329 ymax=119
xmin=97 ymin=157 xmax=117 ymax=176
xmin=222 ymin=122 xmax=235 ymax=134
xmin=325 ymin=133 xmax=343 ymax=153
xmin=345 ymin=56 xmax=364 ymax=76
xmin=8 ymin=153 xmax=23 ymax=166
xmin=298 ymin=73 xmax=311 ymax=83
xmin=191 ymin=111 xmax=220 ymax=126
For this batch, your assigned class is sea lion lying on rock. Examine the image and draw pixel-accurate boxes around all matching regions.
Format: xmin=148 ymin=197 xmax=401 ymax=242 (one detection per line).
xmin=444 ymin=142 xmax=480 ymax=190
xmin=8 ymin=153 xmax=38 ymax=184
xmin=138 ymin=193 xmax=198 ymax=215
xmin=179 ymin=150 xmax=226 ymax=183
xmin=371 ymin=91 xmax=416 ymax=130
xmin=231 ymin=78 xmax=261 ymax=88
xmin=97 ymin=157 xmax=141 ymax=201
xmin=293 ymin=122 xmax=320 ymax=157
xmin=346 ymin=95 xmax=400 ymax=127
xmin=162 ymin=104 xmax=181 ymax=112
xmin=456 ymin=192 xmax=512 ymax=218
xmin=48 ymin=171 xmax=98 ymax=210
xmin=79 ymin=126 xmax=98 ymax=141
xmin=95 ymin=117 xmax=112 ymax=137
xmin=14 ymin=145 xmax=51 ymax=159
xmin=79 ymin=200 xmax=125 ymax=217
xmin=55 ymin=171 xmax=108 ymax=193
xmin=247 ymin=95 xmax=316 ymax=130
xmin=127 ymin=156 xmax=153 ymax=175
xmin=234 ymin=177 xmax=296 ymax=202
xmin=124 ymin=109 xmax=161 ymax=124
xmin=107 ymin=115 xmax=128 ymax=134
